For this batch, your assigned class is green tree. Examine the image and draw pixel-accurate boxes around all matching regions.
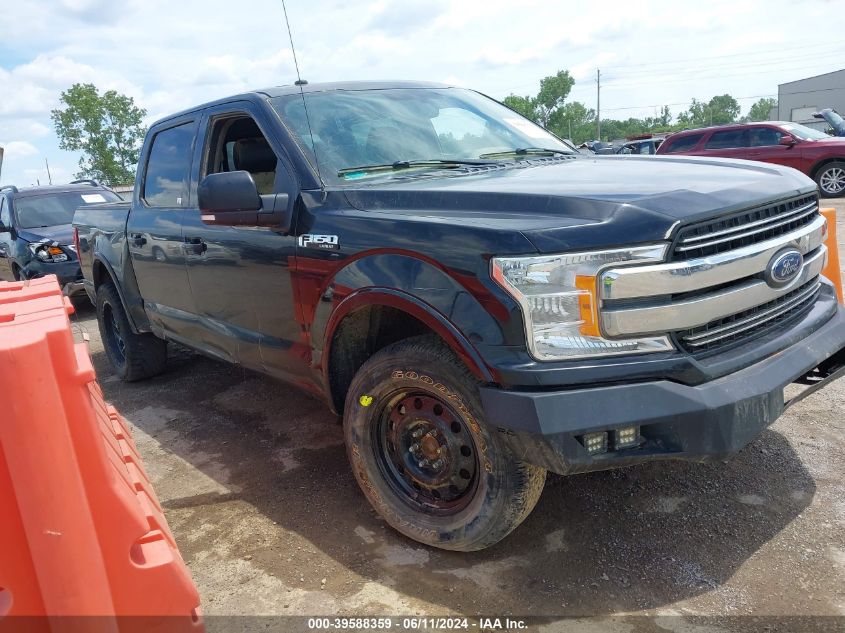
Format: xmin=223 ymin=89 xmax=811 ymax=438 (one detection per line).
xmin=51 ymin=83 xmax=147 ymax=185
xmin=678 ymin=95 xmax=740 ymax=128
xmin=708 ymin=94 xmax=740 ymax=124
xmin=502 ymin=70 xmax=576 ymax=128
xmin=549 ymin=101 xmax=595 ymax=142
xmin=746 ymin=97 xmax=778 ymax=122
xmin=502 ymin=94 xmax=538 ymax=122
xmin=534 ymin=70 xmax=575 ymax=128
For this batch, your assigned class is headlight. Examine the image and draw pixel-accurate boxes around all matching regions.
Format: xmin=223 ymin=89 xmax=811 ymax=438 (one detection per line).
xmin=492 ymin=245 xmax=674 ymax=360
xmin=28 ymin=243 xmax=69 ymax=262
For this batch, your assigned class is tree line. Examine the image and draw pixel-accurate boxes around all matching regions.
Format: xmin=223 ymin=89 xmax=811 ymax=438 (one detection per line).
xmin=49 ymin=75 xmax=779 ymax=186
xmin=503 ymin=70 xmax=777 ymax=145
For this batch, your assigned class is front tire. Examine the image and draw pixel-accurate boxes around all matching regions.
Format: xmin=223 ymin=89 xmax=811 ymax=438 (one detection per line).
xmin=96 ymin=281 xmax=167 ymax=381
xmin=344 ymin=335 xmax=546 ymax=551
xmin=816 ymin=161 xmax=845 ymax=198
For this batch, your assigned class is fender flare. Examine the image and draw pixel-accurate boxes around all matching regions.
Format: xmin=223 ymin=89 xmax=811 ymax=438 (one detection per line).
xmin=322 ymin=287 xmax=495 ymax=390
xmin=91 ymin=256 xmax=148 ymax=334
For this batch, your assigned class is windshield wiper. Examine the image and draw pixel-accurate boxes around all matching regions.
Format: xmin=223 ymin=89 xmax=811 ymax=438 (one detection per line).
xmin=478 ymin=147 xmax=574 ymax=159
xmin=338 ymin=158 xmax=494 ymax=177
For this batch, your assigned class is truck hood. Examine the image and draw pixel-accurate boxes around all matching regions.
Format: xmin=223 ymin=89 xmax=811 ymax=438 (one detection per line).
xmin=342 ymin=155 xmax=816 ymax=253
xmin=16 ymin=224 xmax=74 ymax=245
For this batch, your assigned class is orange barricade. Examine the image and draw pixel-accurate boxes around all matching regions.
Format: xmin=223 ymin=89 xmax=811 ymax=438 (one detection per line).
xmin=821 ymin=207 xmax=843 ymax=304
xmin=0 ymin=276 xmax=202 ymax=633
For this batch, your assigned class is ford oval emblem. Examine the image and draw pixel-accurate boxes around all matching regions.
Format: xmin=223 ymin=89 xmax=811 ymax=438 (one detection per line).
xmin=766 ymin=249 xmax=803 ymax=287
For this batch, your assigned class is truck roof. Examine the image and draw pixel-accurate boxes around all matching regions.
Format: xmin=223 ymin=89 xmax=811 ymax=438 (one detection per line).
xmin=1 ymin=182 xmax=112 ymax=198
xmin=152 ymin=80 xmax=453 ymax=128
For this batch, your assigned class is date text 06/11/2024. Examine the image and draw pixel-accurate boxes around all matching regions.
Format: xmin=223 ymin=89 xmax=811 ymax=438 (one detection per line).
xmin=306 ymin=617 xmax=528 ymax=631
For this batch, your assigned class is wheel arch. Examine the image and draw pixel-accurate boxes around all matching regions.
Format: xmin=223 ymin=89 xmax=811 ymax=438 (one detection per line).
xmin=810 ymin=157 xmax=845 ymax=180
xmin=91 ymin=256 xmax=150 ymax=333
xmin=323 ymin=289 xmax=494 ymax=415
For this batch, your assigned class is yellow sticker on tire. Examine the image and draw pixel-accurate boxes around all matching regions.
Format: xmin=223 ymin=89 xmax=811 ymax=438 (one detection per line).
xmin=359 ymin=395 xmax=373 ymax=407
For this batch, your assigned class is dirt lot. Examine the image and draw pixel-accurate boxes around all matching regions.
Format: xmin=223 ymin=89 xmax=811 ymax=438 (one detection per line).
xmin=61 ymin=199 xmax=845 ymax=631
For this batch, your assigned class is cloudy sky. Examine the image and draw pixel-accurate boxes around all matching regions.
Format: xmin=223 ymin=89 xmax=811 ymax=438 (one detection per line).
xmin=0 ymin=0 xmax=841 ymax=186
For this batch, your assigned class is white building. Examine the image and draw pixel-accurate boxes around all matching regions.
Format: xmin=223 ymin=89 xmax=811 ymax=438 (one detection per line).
xmin=777 ymin=68 xmax=845 ymax=131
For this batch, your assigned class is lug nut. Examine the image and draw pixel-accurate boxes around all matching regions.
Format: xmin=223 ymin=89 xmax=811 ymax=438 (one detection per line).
xmin=412 ymin=428 xmax=425 ymax=439
xmin=409 ymin=443 xmax=420 ymax=454
xmin=431 ymin=459 xmax=444 ymax=470
xmin=418 ymin=460 xmax=428 ymax=468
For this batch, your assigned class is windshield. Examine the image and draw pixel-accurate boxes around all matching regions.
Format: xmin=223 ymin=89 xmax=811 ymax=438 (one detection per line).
xmin=780 ymin=123 xmax=831 ymax=141
xmin=271 ymin=88 xmax=574 ymax=184
xmin=13 ymin=190 xmax=120 ymax=229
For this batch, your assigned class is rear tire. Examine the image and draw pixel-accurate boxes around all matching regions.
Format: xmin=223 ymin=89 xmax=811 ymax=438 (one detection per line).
xmin=96 ymin=281 xmax=167 ymax=381
xmin=344 ymin=335 xmax=546 ymax=551
xmin=816 ymin=161 xmax=845 ymax=198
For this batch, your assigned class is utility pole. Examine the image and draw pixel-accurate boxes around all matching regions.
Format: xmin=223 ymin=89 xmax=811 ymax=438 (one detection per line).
xmin=45 ymin=158 xmax=52 ymax=185
xmin=596 ymin=69 xmax=601 ymax=141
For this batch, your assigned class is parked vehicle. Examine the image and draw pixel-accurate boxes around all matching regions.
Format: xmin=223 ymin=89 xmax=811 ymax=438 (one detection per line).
xmin=0 ymin=181 xmax=120 ymax=293
xmin=615 ymin=136 xmax=665 ymax=155
xmin=656 ymin=121 xmax=845 ymax=197
xmin=578 ymin=140 xmax=614 ymax=154
xmin=74 ymin=81 xmax=845 ymax=551
xmin=813 ymin=108 xmax=845 ymax=137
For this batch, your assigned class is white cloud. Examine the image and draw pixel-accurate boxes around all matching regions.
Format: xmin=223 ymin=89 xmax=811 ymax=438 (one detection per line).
xmin=1 ymin=141 xmax=39 ymax=158
xmin=0 ymin=0 xmax=842 ymax=185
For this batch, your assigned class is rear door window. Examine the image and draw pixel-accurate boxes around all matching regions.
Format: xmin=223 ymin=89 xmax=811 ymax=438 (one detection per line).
xmin=704 ymin=129 xmax=749 ymax=150
xmin=663 ymin=134 xmax=704 ymax=153
xmin=143 ymin=122 xmax=196 ymax=207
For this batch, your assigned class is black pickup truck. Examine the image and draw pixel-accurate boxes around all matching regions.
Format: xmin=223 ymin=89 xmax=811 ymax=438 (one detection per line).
xmin=74 ymin=81 xmax=845 ymax=551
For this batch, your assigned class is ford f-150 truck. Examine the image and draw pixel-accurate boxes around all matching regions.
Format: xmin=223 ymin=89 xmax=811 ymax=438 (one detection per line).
xmin=74 ymin=81 xmax=845 ymax=551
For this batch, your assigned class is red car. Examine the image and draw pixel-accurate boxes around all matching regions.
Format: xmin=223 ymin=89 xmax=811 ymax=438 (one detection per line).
xmin=656 ymin=121 xmax=845 ymax=197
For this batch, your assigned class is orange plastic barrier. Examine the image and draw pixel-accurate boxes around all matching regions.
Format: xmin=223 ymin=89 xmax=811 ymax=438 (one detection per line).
xmin=0 ymin=276 xmax=203 ymax=633
xmin=821 ymin=207 xmax=843 ymax=304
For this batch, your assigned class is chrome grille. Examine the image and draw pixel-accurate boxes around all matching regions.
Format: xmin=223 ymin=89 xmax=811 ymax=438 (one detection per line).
xmin=600 ymin=207 xmax=829 ymax=358
xmin=672 ymin=194 xmax=819 ymax=260
xmin=675 ymin=278 xmax=821 ymax=354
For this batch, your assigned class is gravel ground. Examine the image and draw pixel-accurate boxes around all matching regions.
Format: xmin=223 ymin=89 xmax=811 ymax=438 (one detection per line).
xmin=54 ymin=198 xmax=845 ymax=631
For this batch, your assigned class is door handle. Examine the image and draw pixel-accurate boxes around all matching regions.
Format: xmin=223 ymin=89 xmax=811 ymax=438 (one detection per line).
xmin=129 ymin=233 xmax=146 ymax=247
xmin=183 ymin=237 xmax=207 ymax=255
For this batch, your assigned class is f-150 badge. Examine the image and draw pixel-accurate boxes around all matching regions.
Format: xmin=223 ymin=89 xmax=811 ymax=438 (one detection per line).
xmin=298 ymin=234 xmax=339 ymax=250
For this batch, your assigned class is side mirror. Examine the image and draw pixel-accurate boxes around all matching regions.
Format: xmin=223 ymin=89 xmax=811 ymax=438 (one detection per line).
xmin=779 ymin=134 xmax=797 ymax=146
xmin=199 ymin=171 xmax=290 ymax=231
xmin=199 ymin=171 xmax=261 ymax=219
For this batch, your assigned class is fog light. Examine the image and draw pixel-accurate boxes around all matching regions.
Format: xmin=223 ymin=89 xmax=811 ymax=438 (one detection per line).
xmin=582 ymin=431 xmax=608 ymax=455
xmin=613 ymin=426 xmax=640 ymax=449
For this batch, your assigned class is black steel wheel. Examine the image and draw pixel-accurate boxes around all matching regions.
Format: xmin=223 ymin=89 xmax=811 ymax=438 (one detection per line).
xmin=96 ymin=281 xmax=167 ymax=381
xmin=344 ymin=335 xmax=546 ymax=551
xmin=374 ymin=392 xmax=479 ymax=515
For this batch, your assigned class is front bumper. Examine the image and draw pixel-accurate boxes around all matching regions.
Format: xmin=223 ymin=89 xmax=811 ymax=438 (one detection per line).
xmin=20 ymin=259 xmax=84 ymax=295
xmin=480 ymin=303 xmax=845 ymax=475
